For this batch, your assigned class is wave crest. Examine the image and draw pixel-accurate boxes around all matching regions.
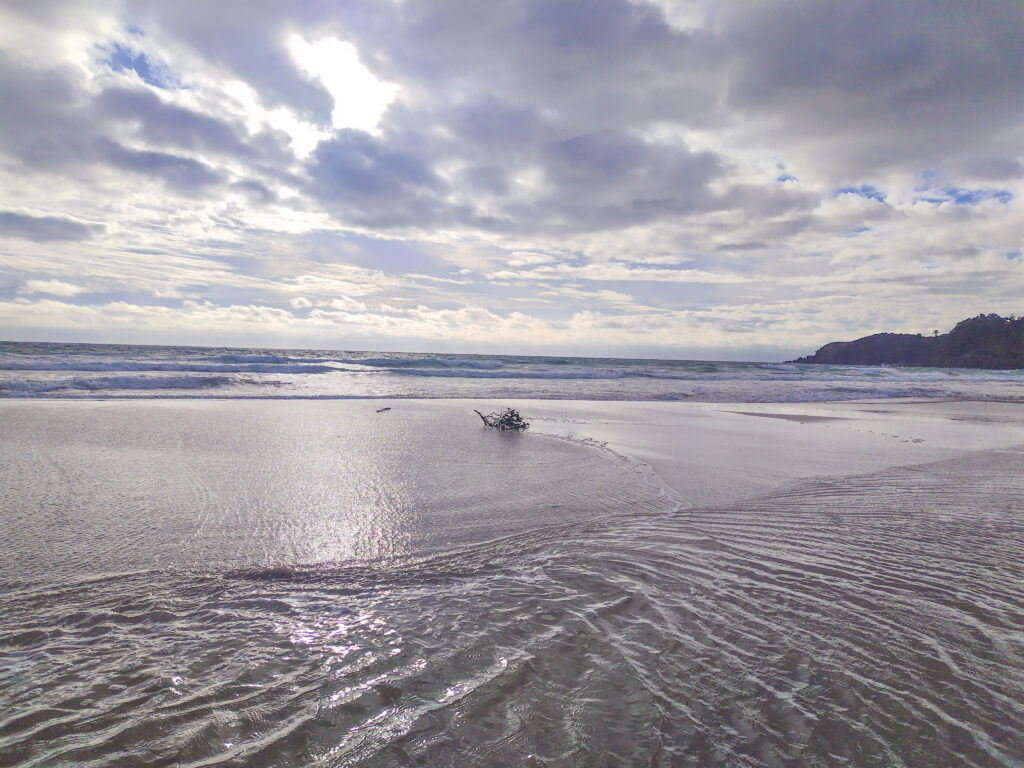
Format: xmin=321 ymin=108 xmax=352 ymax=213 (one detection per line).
xmin=0 ymin=375 xmax=236 ymax=395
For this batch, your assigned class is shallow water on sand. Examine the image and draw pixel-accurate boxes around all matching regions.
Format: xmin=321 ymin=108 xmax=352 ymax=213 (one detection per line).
xmin=1 ymin=403 xmax=1023 ymax=767
xmin=0 ymin=401 xmax=667 ymax=584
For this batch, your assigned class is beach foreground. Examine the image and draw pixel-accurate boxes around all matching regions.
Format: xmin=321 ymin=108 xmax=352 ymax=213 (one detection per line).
xmin=2 ymin=399 xmax=1022 ymax=766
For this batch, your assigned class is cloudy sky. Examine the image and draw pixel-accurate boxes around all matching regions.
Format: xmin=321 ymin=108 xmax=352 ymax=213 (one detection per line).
xmin=1 ymin=0 xmax=1022 ymax=360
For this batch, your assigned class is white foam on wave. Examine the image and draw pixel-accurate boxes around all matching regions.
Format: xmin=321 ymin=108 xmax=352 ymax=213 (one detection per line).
xmin=0 ymin=361 xmax=340 ymax=374
xmin=2 ymin=342 xmax=1023 ymax=401
xmin=342 ymin=357 xmax=506 ymax=370
xmin=0 ymin=375 xmax=237 ymax=395
xmin=390 ymin=368 xmax=629 ymax=379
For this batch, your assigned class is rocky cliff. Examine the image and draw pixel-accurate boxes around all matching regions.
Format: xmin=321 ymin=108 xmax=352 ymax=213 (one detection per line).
xmin=790 ymin=314 xmax=1024 ymax=369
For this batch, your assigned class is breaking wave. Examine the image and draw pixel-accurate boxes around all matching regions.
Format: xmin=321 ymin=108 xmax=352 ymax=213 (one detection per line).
xmin=2 ymin=341 xmax=1023 ymax=401
xmin=0 ymin=361 xmax=340 ymax=374
xmin=0 ymin=375 xmax=237 ymax=395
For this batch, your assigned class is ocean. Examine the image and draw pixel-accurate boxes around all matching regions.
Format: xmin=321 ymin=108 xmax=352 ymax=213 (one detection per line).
xmin=3 ymin=340 xmax=1024 ymax=402
xmin=2 ymin=342 xmax=1023 ymax=767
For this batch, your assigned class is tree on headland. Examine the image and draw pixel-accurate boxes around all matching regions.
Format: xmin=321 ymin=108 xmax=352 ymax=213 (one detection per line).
xmin=790 ymin=313 xmax=1024 ymax=369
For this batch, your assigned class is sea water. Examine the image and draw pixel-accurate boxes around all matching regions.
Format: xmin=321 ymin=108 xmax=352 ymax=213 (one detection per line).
xmin=1 ymin=348 xmax=1023 ymax=767
xmin=3 ymin=340 xmax=1024 ymax=402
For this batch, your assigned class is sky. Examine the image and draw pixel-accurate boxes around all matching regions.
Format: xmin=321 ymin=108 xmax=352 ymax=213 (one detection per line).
xmin=1 ymin=0 xmax=1022 ymax=361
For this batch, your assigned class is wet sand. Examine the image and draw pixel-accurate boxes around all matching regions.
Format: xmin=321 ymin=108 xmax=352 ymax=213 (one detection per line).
xmin=513 ymin=398 xmax=1024 ymax=507
xmin=2 ymin=398 xmax=1022 ymax=766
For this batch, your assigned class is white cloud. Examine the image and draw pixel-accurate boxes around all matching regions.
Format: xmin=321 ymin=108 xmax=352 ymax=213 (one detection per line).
xmin=490 ymin=263 xmax=754 ymax=284
xmin=20 ymin=279 xmax=84 ymax=296
xmin=327 ymin=296 xmax=369 ymax=312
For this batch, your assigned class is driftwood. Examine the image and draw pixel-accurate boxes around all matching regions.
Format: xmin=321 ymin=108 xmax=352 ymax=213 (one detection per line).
xmin=473 ymin=408 xmax=529 ymax=431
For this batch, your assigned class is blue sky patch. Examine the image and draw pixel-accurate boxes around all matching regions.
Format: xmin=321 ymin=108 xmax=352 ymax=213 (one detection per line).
xmin=914 ymin=185 xmax=1013 ymax=206
xmin=105 ymin=43 xmax=172 ymax=89
xmin=836 ymin=184 xmax=886 ymax=202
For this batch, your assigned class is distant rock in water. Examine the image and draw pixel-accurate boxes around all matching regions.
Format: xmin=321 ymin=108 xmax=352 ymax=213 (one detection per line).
xmin=790 ymin=314 xmax=1024 ymax=369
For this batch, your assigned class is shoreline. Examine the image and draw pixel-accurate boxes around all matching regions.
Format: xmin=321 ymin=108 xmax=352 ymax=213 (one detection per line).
xmin=501 ymin=398 xmax=1024 ymax=508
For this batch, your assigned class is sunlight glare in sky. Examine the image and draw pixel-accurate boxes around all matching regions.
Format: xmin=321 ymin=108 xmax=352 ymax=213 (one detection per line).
xmin=288 ymin=35 xmax=399 ymax=134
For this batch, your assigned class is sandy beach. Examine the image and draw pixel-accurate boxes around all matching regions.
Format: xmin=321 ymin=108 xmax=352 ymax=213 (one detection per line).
xmin=6 ymin=1 xmax=1024 ymax=763
xmin=518 ymin=398 xmax=1024 ymax=506
xmin=8 ymin=398 xmax=1023 ymax=515
xmin=2 ymin=398 xmax=1023 ymax=766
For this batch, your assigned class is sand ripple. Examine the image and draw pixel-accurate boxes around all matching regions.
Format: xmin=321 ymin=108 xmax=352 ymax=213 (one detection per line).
xmin=2 ymin=447 xmax=1022 ymax=767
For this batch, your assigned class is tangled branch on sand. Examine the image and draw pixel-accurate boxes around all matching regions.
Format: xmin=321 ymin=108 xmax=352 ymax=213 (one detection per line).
xmin=473 ymin=408 xmax=529 ymax=431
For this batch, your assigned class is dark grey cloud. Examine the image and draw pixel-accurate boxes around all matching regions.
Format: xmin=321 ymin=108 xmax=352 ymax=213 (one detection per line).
xmin=94 ymin=87 xmax=251 ymax=157
xmin=0 ymin=54 xmax=95 ymax=169
xmin=316 ymin=0 xmax=1024 ymax=206
xmin=96 ymin=139 xmax=224 ymax=192
xmin=0 ymin=211 xmax=101 ymax=241
xmin=0 ymin=61 xmax=226 ymax=194
xmin=962 ymin=157 xmax=1024 ymax=182
xmin=3 ymin=0 xmax=1023 ymax=247
xmin=0 ymin=53 xmax=291 ymax=199
xmin=309 ymin=130 xmax=452 ymax=228
xmin=545 ymin=132 xmax=652 ymax=185
xmin=306 ymin=109 xmax=730 ymax=232
xmin=449 ymin=100 xmax=546 ymax=165
xmin=717 ymin=0 xmax=1024 ymax=177
xmin=354 ymin=0 xmax=723 ymax=131
xmin=305 ymin=89 xmax=817 ymax=235
xmin=233 ymin=180 xmax=277 ymax=204
xmin=92 ymin=87 xmax=296 ymax=181
xmin=527 ymin=130 xmax=723 ymax=229
xmin=299 ymin=0 xmax=1023 ymax=231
